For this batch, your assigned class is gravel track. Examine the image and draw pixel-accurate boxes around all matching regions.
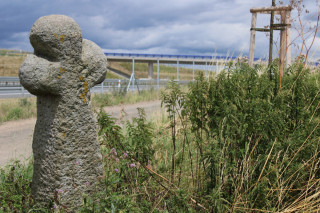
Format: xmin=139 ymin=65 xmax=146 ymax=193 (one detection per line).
xmin=0 ymin=100 xmax=162 ymax=167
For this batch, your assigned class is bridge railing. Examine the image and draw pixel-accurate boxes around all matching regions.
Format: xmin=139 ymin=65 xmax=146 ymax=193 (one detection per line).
xmin=104 ymin=52 xmax=270 ymax=63
xmin=105 ymin=52 xmax=233 ymax=60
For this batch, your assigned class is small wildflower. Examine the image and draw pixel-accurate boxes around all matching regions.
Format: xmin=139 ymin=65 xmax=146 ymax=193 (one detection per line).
xmin=85 ymin=181 xmax=90 ymax=186
xmin=57 ymin=189 xmax=63 ymax=193
xmin=75 ymin=161 xmax=79 ymax=165
xmin=111 ymin=148 xmax=117 ymax=156
xmin=123 ymin=152 xmax=128 ymax=158
xmin=129 ymin=163 xmax=136 ymax=168
xmin=115 ymin=158 xmax=120 ymax=162
xmin=114 ymin=168 xmax=119 ymax=173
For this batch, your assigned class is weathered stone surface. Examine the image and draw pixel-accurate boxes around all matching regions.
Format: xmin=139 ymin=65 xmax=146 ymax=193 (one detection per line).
xmin=19 ymin=15 xmax=107 ymax=209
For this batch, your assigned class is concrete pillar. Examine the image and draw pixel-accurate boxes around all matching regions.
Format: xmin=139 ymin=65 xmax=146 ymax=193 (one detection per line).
xmin=177 ymin=59 xmax=179 ymax=81
xmin=157 ymin=59 xmax=159 ymax=90
xmin=205 ymin=61 xmax=208 ymax=78
xmin=192 ymin=61 xmax=195 ymax=81
xmin=148 ymin=62 xmax=153 ymax=79
xmin=132 ymin=58 xmax=135 ymax=90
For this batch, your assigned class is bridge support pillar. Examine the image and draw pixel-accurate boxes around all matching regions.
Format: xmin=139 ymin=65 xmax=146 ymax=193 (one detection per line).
xmin=177 ymin=59 xmax=179 ymax=81
xmin=157 ymin=59 xmax=159 ymax=90
xmin=192 ymin=61 xmax=195 ymax=81
xmin=148 ymin=62 xmax=153 ymax=79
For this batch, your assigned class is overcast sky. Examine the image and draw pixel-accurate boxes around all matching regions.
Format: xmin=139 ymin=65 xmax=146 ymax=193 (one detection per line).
xmin=0 ymin=0 xmax=319 ymax=59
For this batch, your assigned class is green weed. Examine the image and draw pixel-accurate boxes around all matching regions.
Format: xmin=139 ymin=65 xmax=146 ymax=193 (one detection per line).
xmin=0 ymin=97 xmax=36 ymax=123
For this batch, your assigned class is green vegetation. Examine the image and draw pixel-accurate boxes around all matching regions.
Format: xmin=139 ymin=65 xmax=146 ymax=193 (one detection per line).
xmin=0 ymin=89 xmax=161 ymax=124
xmin=0 ymin=98 xmax=36 ymax=123
xmin=105 ymin=71 xmax=124 ymax=79
xmin=109 ymin=61 xmax=205 ymax=80
xmin=92 ymin=88 xmax=161 ymax=108
xmin=0 ymin=160 xmax=36 ymax=211
xmin=1 ymin=61 xmax=320 ymax=212
xmin=0 ymin=51 xmax=205 ymax=80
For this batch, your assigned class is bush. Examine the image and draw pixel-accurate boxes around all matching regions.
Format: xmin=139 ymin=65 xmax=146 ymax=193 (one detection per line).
xmin=6 ymin=107 xmax=23 ymax=120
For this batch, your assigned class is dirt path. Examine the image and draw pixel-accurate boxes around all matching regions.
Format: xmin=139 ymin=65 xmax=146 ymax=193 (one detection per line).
xmin=0 ymin=100 xmax=162 ymax=167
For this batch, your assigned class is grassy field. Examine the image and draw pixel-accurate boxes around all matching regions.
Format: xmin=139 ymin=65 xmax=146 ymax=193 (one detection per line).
xmin=0 ymin=89 xmax=162 ymax=124
xmin=0 ymin=97 xmax=36 ymax=123
xmin=105 ymin=71 xmax=124 ymax=79
xmin=108 ymin=61 xmax=205 ymax=80
xmin=0 ymin=55 xmax=26 ymax=76
xmin=0 ymin=50 xmax=205 ymax=80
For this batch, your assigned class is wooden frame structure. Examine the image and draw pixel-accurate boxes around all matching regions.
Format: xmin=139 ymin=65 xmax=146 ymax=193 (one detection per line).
xmin=249 ymin=5 xmax=292 ymax=76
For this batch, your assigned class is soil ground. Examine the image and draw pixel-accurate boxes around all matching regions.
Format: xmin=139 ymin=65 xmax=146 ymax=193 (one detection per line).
xmin=0 ymin=100 xmax=162 ymax=167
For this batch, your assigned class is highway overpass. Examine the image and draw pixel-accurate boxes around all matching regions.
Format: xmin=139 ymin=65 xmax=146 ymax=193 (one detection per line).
xmin=105 ymin=52 xmax=256 ymax=80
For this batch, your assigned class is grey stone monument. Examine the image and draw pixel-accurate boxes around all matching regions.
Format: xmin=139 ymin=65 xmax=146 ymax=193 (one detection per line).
xmin=19 ymin=15 xmax=106 ymax=208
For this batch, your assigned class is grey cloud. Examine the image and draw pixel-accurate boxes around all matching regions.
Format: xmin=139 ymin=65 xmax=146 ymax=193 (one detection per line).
xmin=0 ymin=0 xmax=318 ymax=58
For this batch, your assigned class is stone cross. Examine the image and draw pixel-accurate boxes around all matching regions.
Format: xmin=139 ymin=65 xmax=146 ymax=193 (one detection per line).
xmin=19 ymin=15 xmax=106 ymax=208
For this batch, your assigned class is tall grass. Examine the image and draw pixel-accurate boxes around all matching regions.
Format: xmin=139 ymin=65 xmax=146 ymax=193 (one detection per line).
xmin=0 ymin=97 xmax=36 ymax=124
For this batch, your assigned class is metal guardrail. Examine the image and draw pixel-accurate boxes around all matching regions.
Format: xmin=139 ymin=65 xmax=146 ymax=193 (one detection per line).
xmin=0 ymin=77 xmax=190 ymax=96
xmin=0 ymin=77 xmax=21 ymax=87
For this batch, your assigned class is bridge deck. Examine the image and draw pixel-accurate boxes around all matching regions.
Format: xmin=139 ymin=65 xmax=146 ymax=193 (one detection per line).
xmin=105 ymin=52 xmax=260 ymax=65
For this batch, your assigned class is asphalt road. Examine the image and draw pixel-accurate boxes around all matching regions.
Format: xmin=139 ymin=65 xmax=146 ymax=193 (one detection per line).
xmin=0 ymin=86 xmax=115 ymax=99
xmin=0 ymin=85 xmax=158 ymax=99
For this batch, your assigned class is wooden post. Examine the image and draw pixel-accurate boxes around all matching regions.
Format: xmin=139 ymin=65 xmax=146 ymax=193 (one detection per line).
xmin=279 ymin=11 xmax=286 ymax=77
xmin=249 ymin=13 xmax=257 ymax=67
xmin=286 ymin=11 xmax=291 ymax=67
xmin=249 ymin=4 xmax=292 ymax=70
xmin=269 ymin=0 xmax=275 ymax=66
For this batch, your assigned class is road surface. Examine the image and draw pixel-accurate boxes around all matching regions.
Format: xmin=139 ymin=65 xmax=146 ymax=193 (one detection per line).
xmin=0 ymin=100 xmax=162 ymax=167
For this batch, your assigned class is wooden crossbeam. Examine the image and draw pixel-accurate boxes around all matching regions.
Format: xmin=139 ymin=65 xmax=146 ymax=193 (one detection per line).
xmin=272 ymin=23 xmax=291 ymax=28
xmin=251 ymin=27 xmax=287 ymax=32
xmin=250 ymin=6 xmax=292 ymax=13
xmin=251 ymin=28 xmax=270 ymax=32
